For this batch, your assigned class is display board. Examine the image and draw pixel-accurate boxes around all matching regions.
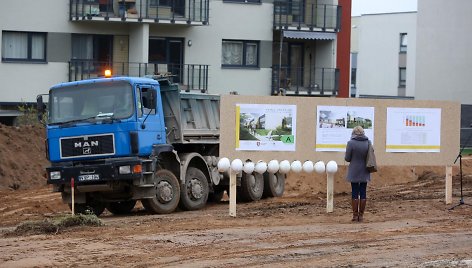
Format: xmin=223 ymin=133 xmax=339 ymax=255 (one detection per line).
xmin=219 ymin=96 xmax=460 ymax=166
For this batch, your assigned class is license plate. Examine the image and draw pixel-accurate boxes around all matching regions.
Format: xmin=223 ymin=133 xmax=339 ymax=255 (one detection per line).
xmin=78 ymin=174 xmax=100 ymax=181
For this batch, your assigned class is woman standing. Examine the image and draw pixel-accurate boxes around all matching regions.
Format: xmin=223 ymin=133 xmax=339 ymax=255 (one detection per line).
xmin=345 ymin=126 xmax=371 ymax=222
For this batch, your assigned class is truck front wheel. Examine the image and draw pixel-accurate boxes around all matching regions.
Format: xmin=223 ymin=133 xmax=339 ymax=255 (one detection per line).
xmin=142 ymin=169 xmax=180 ymax=214
xmin=179 ymin=167 xmax=209 ymax=210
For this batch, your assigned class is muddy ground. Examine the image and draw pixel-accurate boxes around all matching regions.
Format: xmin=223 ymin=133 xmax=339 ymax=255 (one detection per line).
xmin=0 ymin=125 xmax=471 ymax=267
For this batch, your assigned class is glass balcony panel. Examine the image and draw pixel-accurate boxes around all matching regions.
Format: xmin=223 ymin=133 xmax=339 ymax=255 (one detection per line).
xmin=272 ymin=66 xmax=339 ymax=96
xmin=69 ymin=61 xmax=209 ymax=92
xmin=70 ymin=0 xmax=209 ymax=24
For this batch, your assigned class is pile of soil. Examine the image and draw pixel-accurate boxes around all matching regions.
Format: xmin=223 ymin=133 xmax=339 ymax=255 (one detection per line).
xmin=0 ymin=123 xmax=465 ymax=194
xmin=0 ymin=124 xmax=48 ymax=191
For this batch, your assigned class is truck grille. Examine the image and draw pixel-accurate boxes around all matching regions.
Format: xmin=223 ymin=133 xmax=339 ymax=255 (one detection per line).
xmin=60 ymin=134 xmax=115 ymax=159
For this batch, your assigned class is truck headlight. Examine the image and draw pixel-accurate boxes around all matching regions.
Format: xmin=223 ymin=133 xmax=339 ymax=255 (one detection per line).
xmin=119 ymin=165 xmax=131 ymax=174
xmin=50 ymin=171 xmax=61 ymax=180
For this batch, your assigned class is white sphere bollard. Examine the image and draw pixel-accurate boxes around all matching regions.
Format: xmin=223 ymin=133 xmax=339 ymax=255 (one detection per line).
xmin=279 ymin=160 xmax=291 ymax=174
xmin=230 ymin=159 xmax=243 ymax=173
xmin=243 ymin=161 xmax=255 ymax=174
xmin=217 ymin=157 xmax=231 ymax=172
xmin=314 ymin=161 xmax=326 ymax=174
xmin=254 ymin=161 xmax=268 ymax=174
xmin=291 ymin=160 xmax=302 ymax=173
xmin=267 ymin=160 xmax=280 ymax=174
xmin=326 ymin=160 xmax=338 ymax=174
xmin=302 ymin=160 xmax=314 ymax=173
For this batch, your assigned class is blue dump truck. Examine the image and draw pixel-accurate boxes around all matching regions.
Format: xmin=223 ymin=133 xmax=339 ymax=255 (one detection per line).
xmin=37 ymin=76 xmax=285 ymax=216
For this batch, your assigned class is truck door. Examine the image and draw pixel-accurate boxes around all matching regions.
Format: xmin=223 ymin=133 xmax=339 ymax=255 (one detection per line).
xmin=137 ymin=85 xmax=166 ymax=155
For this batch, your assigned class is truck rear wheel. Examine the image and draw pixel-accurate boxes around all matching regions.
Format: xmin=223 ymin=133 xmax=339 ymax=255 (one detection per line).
xmin=179 ymin=167 xmax=209 ymax=210
xmin=142 ymin=169 xmax=180 ymax=214
xmin=263 ymin=172 xmax=285 ymax=197
xmin=239 ymin=172 xmax=264 ymax=202
xmin=107 ymin=200 xmax=137 ymax=215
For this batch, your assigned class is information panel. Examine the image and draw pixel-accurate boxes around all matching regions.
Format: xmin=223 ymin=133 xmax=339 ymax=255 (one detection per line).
xmin=386 ymin=107 xmax=441 ymax=152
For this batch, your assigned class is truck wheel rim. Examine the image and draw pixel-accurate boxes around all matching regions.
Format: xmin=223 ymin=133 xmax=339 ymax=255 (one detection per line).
xmin=189 ymin=179 xmax=203 ymax=200
xmin=157 ymin=181 xmax=173 ymax=203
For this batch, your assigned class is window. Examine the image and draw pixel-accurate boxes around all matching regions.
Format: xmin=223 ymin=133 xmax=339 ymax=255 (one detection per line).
xmin=1 ymin=31 xmax=46 ymax=62
xmin=399 ymin=67 xmax=406 ymax=87
xmin=222 ymin=40 xmax=259 ymax=68
xmin=351 ymin=68 xmax=357 ymax=88
xmin=400 ymin=33 xmax=407 ymax=53
xmin=150 ymin=0 xmax=171 ymax=6
xmin=223 ymin=0 xmax=260 ymax=3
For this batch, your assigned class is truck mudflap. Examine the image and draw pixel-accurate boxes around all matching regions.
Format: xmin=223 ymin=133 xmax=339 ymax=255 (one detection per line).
xmin=46 ymin=158 xmax=143 ymax=185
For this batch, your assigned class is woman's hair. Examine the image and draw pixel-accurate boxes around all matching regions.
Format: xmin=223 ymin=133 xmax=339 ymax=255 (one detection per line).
xmin=352 ymin=125 xmax=365 ymax=136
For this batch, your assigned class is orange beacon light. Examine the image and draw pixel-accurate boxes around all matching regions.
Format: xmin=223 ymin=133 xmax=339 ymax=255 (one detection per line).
xmin=104 ymin=69 xmax=112 ymax=77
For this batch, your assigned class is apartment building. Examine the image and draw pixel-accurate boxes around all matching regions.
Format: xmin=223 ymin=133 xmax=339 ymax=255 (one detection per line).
xmin=0 ymin=0 xmax=351 ymax=124
xmin=351 ymin=12 xmax=416 ymax=99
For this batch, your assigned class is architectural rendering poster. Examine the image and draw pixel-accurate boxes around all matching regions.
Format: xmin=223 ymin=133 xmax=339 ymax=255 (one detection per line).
xmin=236 ymin=104 xmax=296 ymax=151
xmin=386 ymin=107 xmax=441 ymax=152
xmin=316 ymin=105 xmax=375 ymax=152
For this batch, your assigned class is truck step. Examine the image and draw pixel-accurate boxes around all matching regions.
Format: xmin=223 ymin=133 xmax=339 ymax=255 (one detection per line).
xmin=137 ymin=184 xmax=155 ymax=188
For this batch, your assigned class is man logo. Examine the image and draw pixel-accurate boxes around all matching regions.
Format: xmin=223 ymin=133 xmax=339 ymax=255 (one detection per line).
xmin=75 ymin=141 xmax=99 ymax=148
xmin=83 ymin=147 xmax=92 ymax=154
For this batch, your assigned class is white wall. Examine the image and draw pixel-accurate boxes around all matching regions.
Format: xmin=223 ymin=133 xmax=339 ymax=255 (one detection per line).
xmin=0 ymin=0 xmax=135 ymax=102
xmin=356 ymin=12 xmax=416 ymax=97
xmin=184 ymin=1 xmax=274 ymax=95
xmin=415 ymin=0 xmax=472 ymax=104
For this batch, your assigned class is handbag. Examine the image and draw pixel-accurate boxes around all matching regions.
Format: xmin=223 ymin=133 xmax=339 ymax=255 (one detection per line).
xmin=366 ymin=140 xmax=378 ymax=173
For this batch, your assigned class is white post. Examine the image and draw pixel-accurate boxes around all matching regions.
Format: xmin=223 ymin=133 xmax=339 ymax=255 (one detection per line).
xmin=445 ymin=165 xmax=453 ymax=204
xmin=326 ymin=172 xmax=334 ymax=213
xmin=229 ymin=171 xmax=237 ymax=217
xmin=326 ymin=161 xmax=338 ymax=213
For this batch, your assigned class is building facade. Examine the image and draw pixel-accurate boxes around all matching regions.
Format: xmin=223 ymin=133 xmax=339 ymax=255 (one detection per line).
xmin=415 ymin=0 xmax=472 ymax=104
xmin=0 ymin=0 xmax=351 ymax=123
xmin=351 ymin=12 xmax=416 ymax=99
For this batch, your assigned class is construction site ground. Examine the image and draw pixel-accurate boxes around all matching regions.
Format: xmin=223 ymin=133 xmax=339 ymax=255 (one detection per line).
xmin=0 ymin=124 xmax=471 ymax=267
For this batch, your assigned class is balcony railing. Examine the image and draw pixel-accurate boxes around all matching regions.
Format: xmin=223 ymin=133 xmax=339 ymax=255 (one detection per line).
xmin=70 ymin=0 xmax=209 ymax=24
xmin=69 ymin=60 xmax=209 ymax=92
xmin=272 ymin=66 xmax=339 ymax=96
xmin=274 ymin=2 xmax=341 ymax=31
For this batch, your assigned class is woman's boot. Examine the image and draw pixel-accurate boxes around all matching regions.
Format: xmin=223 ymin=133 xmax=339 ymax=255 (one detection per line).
xmin=351 ymin=199 xmax=359 ymax=221
xmin=358 ymin=199 xmax=367 ymax=222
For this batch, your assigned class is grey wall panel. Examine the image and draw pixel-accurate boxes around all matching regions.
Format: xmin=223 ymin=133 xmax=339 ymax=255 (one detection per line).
xmin=47 ymin=33 xmax=71 ymax=63
xmin=259 ymin=40 xmax=273 ymax=68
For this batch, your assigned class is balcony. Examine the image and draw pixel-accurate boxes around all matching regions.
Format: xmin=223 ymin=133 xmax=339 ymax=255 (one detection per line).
xmin=272 ymin=66 xmax=339 ymax=96
xmin=69 ymin=60 xmax=209 ymax=92
xmin=273 ymin=2 xmax=341 ymax=31
xmin=70 ymin=0 xmax=209 ymax=25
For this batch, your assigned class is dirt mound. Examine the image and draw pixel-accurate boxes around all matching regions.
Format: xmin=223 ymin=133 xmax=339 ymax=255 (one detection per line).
xmin=0 ymin=124 xmax=48 ymax=191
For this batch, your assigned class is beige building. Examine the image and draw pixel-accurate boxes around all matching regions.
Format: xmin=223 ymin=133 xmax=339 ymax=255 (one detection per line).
xmin=1 ymin=0 xmax=351 ymax=124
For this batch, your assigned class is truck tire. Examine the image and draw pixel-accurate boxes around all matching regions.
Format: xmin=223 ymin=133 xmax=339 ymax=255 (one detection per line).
xmin=239 ymin=172 xmax=264 ymax=202
xmin=107 ymin=200 xmax=137 ymax=215
xmin=179 ymin=167 xmax=209 ymax=210
xmin=142 ymin=169 xmax=180 ymax=214
xmin=263 ymin=171 xmax=285 ymax=198
xmin=69 ymin=201 xmax=106 ymax=217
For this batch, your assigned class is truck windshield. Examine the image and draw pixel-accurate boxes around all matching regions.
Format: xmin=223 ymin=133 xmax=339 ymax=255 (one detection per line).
xmin=49 ymin=81 xmax=134 ymax=124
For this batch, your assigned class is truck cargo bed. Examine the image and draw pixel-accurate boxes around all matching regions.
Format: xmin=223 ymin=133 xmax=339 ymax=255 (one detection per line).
xmin=160 ymin=82 xmax=220 ymax=144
